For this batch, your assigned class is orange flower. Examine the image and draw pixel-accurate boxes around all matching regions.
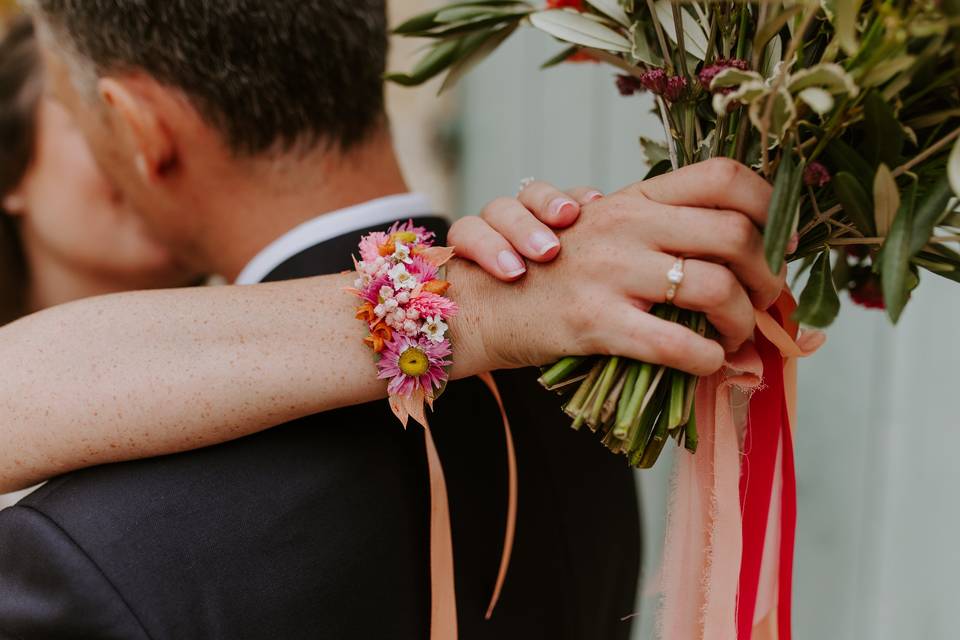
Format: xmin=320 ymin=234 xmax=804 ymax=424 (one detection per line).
xmin=422 ymin=279 xmax=451 ymax=296
xmin=364 ymin=321 xmax=394 ymax=353
xmin=378 ymin=241 xmax=396 ymax=257
xmin=356 ymin=302 xmax=377 ymax=325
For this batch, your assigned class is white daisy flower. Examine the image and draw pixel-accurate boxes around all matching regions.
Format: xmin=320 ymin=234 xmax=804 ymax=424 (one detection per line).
xmin=421 ymin=315 xmax=449 ymax=343
xmin=388 ymin=263 xmax=417 ymax=290
xmin=392 ymin=241 xmax=413 ymax=264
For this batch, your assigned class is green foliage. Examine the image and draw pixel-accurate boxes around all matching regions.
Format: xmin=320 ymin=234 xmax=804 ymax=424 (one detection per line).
xmin=795 ymin=248 xmax=841 ymax=327
xmin=765 ymin=144 xmax=804 ymax=272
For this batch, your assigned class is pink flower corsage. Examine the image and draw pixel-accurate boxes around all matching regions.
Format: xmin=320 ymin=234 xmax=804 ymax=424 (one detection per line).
xmin=349 ymin=221 xmax=457 ymax=427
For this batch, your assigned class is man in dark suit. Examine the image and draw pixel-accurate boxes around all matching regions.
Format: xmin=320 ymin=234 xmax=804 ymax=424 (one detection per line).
xmin=0 ymin=1 xmax=782 ymax=637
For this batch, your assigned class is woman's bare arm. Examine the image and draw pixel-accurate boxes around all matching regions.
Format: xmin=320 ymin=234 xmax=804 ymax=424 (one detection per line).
xmin=0 ymin=269 xmax=499 ymax=492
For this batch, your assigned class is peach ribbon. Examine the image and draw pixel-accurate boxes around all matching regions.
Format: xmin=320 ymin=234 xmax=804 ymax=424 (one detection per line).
xmin=417 ymin=373 xmax=518 ymax=640
xmin=657 ymin=293 xmax=822 ymax=639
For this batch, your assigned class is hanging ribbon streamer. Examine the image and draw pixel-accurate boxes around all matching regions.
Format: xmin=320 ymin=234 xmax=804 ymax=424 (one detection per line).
xmin=657 ymin=292 xmax=822 ymax=640
xmin=419 ymin=374 xmax=518 ymax=640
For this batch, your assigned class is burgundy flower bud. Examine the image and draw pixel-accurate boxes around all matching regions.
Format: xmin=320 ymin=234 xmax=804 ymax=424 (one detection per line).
xmin=698 ymin=58 xmax=750 ymax=92
xmin=849 ymin=268 xmax=886 ymax=310
xmin=664 ymin=76 xmax=689 ymax=102
xmin=639 ymin=68 xmax=668 ymax=95
xmin=803 ymin=161 xmax=832 ymax=188
xmin=616 ymin=74 xmax=645 ymax=96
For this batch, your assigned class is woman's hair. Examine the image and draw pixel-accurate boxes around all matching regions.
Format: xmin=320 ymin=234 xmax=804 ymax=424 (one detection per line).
xmin=0 ymin=15 xmax=41 ymax=324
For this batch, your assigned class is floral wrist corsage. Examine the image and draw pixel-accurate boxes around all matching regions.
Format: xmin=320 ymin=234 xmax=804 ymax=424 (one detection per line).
xmin=350 ymin=221 xmax=458 ymax=427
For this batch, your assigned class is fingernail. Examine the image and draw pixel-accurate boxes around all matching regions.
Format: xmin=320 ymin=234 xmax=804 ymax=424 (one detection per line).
xmin=585 ymin=190 xmax=604 ymax=202
xmin=548 ymin=197 xmax=578 ymax=219
xmin=529 ymin=230 xmax=560 ymax=256
xmin=497 ymin=250 xmax=526 ymax=277
xmin=787 ymin=232 xmax=799 ymax=254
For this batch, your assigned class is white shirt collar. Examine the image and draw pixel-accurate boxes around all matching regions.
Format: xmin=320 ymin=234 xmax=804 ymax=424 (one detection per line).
xmin=235 ymin=192 xmax=438 ymax=285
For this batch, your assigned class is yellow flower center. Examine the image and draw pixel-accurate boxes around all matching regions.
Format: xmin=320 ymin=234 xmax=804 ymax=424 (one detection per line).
xmin=391 ymin=231 xmax=418 ymax=245
xmin=398 ymin=347 xmax=430 ymax=377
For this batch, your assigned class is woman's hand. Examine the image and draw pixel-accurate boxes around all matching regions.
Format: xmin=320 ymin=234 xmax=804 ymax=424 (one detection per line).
xmin=448 ymin=159 xmax=787 ymax=378
xmin=449 ymin=184 xmax=602 ymax=280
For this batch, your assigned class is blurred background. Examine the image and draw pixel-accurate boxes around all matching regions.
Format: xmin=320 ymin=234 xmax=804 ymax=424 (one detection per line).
xmin=389 ymin=1 xmax=960 ymax=638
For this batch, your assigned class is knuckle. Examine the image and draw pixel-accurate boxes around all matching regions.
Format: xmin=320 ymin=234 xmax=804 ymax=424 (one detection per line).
xmin=482 ymin=197 xmax=517 ymax=221
xmin=644 ymin=322 xmax=680 ymax=363
xmin=447 ymin=217 xmax=474 ymax=244
xmin=727 ymin=215 xmax=757 ymax=252
xmin=703 ymin=157 xmax=741 ymax=190
xmin=705 ymin=267 xmax=740 ymax=307
xmin=701 ymin=344 xmax=725 ymax=374
xmin=599 ymin=196 xmax=636 ymax=227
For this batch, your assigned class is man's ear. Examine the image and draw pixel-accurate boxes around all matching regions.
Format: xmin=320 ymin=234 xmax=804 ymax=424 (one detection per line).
xmin=97 ymin=77 xmax=176 ymax=182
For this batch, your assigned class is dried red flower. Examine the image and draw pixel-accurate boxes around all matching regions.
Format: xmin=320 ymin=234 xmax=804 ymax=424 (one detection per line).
xmin=698 ymin=59 xmax=750 ymax=92
xmin=849 ymin=269 xmax=885 ymax=310
xmin=803 ymin=162 xmax=832 ymax=188
xmin=664 ymin=75 xmax=689 ymax=102
xmin=638 ymin=69 xmax=688 ymax=102
xmin=640 ymin=68 xmax=668 ymax=95
xmin=616 ymin=74 xmax=645 ymax=96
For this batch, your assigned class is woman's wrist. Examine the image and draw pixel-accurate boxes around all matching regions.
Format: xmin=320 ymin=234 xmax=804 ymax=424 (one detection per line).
xmin=444 ymin=259 xmax=516 ymax=378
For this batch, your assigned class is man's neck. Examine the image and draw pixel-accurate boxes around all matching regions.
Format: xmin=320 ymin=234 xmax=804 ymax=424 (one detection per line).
xmin=197 ymin=131 xmax=410 ymax=281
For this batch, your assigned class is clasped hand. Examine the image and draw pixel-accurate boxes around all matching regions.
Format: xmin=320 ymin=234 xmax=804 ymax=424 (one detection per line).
xmin=448 ymin=159 xmax=788 ymax=377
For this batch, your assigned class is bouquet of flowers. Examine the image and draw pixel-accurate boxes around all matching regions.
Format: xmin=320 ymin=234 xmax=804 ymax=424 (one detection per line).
xmin=390 ymin=0 xmax=960 ymax=469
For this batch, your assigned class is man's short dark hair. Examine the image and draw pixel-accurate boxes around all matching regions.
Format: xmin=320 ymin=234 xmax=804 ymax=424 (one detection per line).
xmin=34 ymin=0 xmax=388 ymax=155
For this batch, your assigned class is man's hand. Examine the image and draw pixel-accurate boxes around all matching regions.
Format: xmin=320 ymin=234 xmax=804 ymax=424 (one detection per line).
xmin=448 ymin=159 xmax=785 ymax=378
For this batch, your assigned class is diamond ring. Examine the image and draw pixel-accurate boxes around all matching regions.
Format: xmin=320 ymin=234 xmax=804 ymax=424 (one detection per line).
xmin=665 ymin=258 xmax=685 ymax=303
xmin=518 ymin=176 xmax=536 ymax=195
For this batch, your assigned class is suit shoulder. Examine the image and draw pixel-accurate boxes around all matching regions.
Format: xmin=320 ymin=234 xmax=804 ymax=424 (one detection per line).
xmin=0 ymin=505 xmax=150 ymax=639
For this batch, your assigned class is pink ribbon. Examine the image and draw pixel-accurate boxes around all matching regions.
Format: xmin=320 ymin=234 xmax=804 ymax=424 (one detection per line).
xmin=416 ymin=373 xmax=518 ymax=640
xmin=657 ymin=293 xmax=823 ymax=639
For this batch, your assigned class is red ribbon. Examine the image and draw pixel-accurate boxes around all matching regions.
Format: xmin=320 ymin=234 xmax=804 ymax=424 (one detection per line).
xmin=737 ymin=308 xmax=797 ymax=639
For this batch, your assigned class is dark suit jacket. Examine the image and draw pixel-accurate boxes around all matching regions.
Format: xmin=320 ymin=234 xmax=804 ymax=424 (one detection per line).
xmin=0 ymin=217 xmax=640 ymax=639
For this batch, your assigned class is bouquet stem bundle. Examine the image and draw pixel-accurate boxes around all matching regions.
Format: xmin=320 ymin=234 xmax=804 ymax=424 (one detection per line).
xmin=538 ymin=305 xmax=707 ymax=466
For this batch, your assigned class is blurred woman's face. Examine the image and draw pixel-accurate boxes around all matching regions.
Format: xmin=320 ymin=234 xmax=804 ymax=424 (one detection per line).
xmin=8 ymin=97 xmax=194 ymax=289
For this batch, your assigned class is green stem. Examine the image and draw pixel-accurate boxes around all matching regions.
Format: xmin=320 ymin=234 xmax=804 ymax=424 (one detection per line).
xmin=681 ymin=372 xmax=699 ymax=426
xmin=667 ymin=370 xmax=686 ymax=429
xmin=684 ymin=401 xmax=699 ymax=453
xmin=671 ymin=2 xmax=690 ymax=79
xmin=646 ymin=0 xmax=675 ymax=75
xmin=573 ymin=376 xmax=603 ymax=431
xmin=538 ymin=356 xmax=588 ymax=389
xmin=564 ymin=360 xmax=603 ymax=419
xmin=616 ymin=363 xmax=654 ymax=434
xmin=735 ymin=4 xmax=751 ymax=61
xmin=614 ymin=362 xmax=641 ymax=437
xmin=627 ymin=384 xmax=665 ymax=464
xmin=704 ymin=11 xmax=719 ymax=63
xmin=683 ymin=105 xmax=696 ymax=165
xmin=588 ymin=357 xmax=621 ymax=427
xmin=638 ymin=406 xmax=670 ymax=469
xmin=600 ymin=364 xmax=629 ymax=426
